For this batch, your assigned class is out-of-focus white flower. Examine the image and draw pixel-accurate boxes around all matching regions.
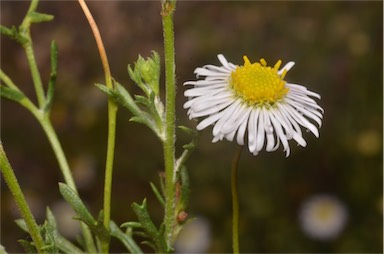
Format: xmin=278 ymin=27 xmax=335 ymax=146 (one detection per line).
xmin=51 ymin=201 xmax=81 ymax=239
xmin=174 ymin=217 xmax=211 ymax=253
xmin=183 ymin=54 xmax=323 ymax=156
xmin=299 ymin=194 xmax=348 ymax=240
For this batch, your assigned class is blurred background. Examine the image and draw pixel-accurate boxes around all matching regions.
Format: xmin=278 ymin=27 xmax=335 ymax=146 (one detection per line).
xmin=1 ymin=1 xmax=382 ymax=253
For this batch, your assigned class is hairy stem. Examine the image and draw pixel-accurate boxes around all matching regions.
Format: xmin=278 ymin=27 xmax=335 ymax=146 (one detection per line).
xmin=77 ymin=0 xmax=118 ymax=252
xmin=0 ymin=144 xmax=45 ymax=253
xmin=162 ymin=1 xmax=177 ymax=248
xmin=231 ymin=145 xmax=243 ymax=254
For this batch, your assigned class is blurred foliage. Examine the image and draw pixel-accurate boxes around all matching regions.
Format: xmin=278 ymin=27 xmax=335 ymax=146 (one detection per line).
xmin=1 ymin=1 xmax=382 ymax=253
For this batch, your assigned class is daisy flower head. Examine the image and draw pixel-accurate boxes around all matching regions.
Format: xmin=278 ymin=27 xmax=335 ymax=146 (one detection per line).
xmin=299 ymin=195 xmax=348 ymax=240
xmin=183 ymin=54 xmax=323 ymax=156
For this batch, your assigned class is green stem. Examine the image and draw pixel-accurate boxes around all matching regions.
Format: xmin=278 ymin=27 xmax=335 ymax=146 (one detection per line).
xmin=0 ymin=143 xmax=45 ymax=253
xmin=77 ymin=0 xmax=117 ymax=252
xmin=39 ymin=116 xmax=97 ymax=253
xmin=19 ymin=0 xmax=45 ymax=108
xmin=3 ymin=0 xmax=96 ymax=252
xmin=161 ymin=1 xmax=177 ymax=248
xmin=231 ymin=146 xmax=243 ymax=254
xmin=0 ymin=69 xmax=20 ymax=90
xmin=40 ymin=117 xmax=76 ymax=191
xmin=24 ymin=43 xmax=45 ymax=108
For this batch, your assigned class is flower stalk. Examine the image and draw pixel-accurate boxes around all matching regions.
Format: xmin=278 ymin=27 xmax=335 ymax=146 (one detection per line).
xmin=231 ymin=145 xmax=243 ymax=254
xmin=77 ymin=0 xmax=118 ymax=252
xmin=161 ymin=0 xmax=177 ymax=248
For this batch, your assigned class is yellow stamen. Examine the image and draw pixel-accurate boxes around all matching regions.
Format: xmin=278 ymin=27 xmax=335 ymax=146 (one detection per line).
xmin=230 ymin=55 xmax=289 ymax=105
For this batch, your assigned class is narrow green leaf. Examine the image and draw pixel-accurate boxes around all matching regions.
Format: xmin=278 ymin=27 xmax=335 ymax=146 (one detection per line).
xmin=120 ymin=222 xmax=142 ymax=229
xmin=131 ymin=200 xmax=158 ymax=239
xmin=178 ymin=125 xmax=198 ymax=137
xmin=109 ymin=221 xmax=143 ymax=254
xmin=0 ymin=25 xmax=28 ymax=44
xmin=45 ymin=208 xmax=84 ymax=254
xmin=131 ymin=200 xmax=167 ymax=253
xmin=179 ymin=166 xmax=190 ymax=210
xmin=18 ymin=239 xmax=37 ymax=253
xmin=113 ymin=81 xmax=142 ymax=116
xmin=0 ymin=25 xmax=13 ymax=37
xmin=42 ymin=211 xmax=58 ymax=253
xmin=134 ymin=95 xmax=151 ymax=108
xmin=58 ymin=183 xmax=95 ymax=227
xmin=28 ymin=11 xmax=54 ymax=23
xmin=149 ymin=182 xmax=165 ymax=207
xmin=95 ymin=211 xmax=110 ymax=243
xmin=15 ymin=219 xmax=29 ymax=233
xmin=140 ymin=240 xmax=156 ymax=251
xmin=0 ymin=85 xmax=26 ymax=103
xmin=44 ymin=41 xmax=58 ymax=113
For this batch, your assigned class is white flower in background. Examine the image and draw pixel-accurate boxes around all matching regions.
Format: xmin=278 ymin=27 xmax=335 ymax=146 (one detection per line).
xmin=174 ymin=217 xmax=211 ymax=253
xmin=51 ymin=201 xmax=81 ymax=239
xmin=299 ymin=194 xmax=348 ymax=240
xmin=183 ymin=54 xmax=323 ymax=156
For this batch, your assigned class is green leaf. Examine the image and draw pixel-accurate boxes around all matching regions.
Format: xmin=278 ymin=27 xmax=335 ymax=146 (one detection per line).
xmin=0 ymin=85 xmax=26 ymax=103
xmin=179 ymin=166 xmax=190 ymax=211
xmin=45 ymin=208 xmax=84 ymax=254
xmin=178 ymin=125 xmax=198 ymax=138
xmin=96 ymin=81 xmax=142 ymax=117
xmin=59 ymin=183 xmax=108 ymax=252
xmin=120 ymin=221 xmax=142 ymax=229
xmin=131 ymin=199 xmax=167 ymax=253
xmin=44 ymin=41 xmax=58 ymax=113
xmin=149 ymin=182 xmax=165 ymax=207
xmin=0 ymin=25 xmax=14 ymax=37
xmin=128 ymin=52 xmax=161 ymax=96
xmin=109 ymin=221 xmax=143 ymax=254
xmin=28 ymin=11 xmax=54 ymax=23
xmin=59 ymin=183 xmax=95 ymax=227
xmin=94 ymin=211 xmax=110 ymax=243
xmin=15 ymin=219 xmax=29 ymax=233
xmin=0 ymin=25 xmax=28 ymax=44
xmin=18 ymin=239 xmax=37 ymax=253
xmin=41 ymin=212 xmax=58 ymax=253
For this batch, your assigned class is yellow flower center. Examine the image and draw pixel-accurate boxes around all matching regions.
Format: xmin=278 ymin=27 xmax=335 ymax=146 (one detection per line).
xmin=230 ymin=55 xmax=289 ymax=105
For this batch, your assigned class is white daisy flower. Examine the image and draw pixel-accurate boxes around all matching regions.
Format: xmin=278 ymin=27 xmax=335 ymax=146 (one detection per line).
xmin=299 ymin=195 xmax=348 ymax=241
xmin=183 ymin=54 xmax=323 ymax=156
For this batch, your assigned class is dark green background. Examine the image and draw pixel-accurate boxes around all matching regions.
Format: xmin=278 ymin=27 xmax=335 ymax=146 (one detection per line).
xmin=1 ymin=1 xmax=382 ymax=253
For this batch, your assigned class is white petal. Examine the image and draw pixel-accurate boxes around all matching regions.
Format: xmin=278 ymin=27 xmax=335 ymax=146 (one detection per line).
xmin=247 ymin=108 xmax=259 ymax=154
xmin=278 ymin=61 xmax=295 ymax=75
xmin=269 ymin=111 xmax=290 ymax=157
xmin=263 ymin=109 xmax=278 ymax=152
xmin=196 ymin=111 xmax=225 ymax=131
xmin=281 ymin=104 xmax=319 ymax=138
xmin=184 ymin=91 xmax=232 ymax=110
xmin=222 ymin=106 xmax=251 ymax=134
xmin=184 ymin=85 xmax=227 ymax=97
xmin=203 ymin=64 xmax=232 ymax=74
xmin=224 ymin=129 xmax=237 ymax=142
xmin=183 ymin=80 xmax=227 ymax=87
xmin=194 ymin=68 xmax=230 ymax=77
xmin=236 ymin=115 xmax=249 ymax=146
xmin=212 ymin=100 xmax=241 ymax=136
xmin=255 ymin=108 xmax=265 ymax=152
xmin=286 ymin=83 xmax=321 ymax=99
xmin=189 ymin=99 xmax=233 ymax=118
